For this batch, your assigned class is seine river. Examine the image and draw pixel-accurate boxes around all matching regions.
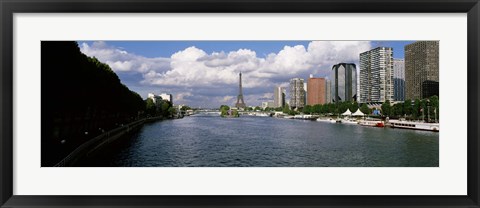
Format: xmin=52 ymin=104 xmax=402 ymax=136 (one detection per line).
xmin=80 ymin=115 xmax=439 ymax=167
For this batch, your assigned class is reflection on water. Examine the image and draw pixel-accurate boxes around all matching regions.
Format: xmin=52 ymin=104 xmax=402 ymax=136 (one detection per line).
xmin=79 ymin=116 xmax=439 ymax=167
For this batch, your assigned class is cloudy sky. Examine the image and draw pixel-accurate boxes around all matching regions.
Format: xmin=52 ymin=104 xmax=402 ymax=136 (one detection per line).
xmin=78 ymin=40 xmax=412 ymax=108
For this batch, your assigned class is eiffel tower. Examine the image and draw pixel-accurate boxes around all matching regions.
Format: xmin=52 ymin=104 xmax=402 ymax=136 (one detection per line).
xmin=235 ymin=72 xmax=246 ymax=109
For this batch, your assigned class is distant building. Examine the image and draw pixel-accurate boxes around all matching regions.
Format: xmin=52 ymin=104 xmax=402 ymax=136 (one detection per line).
xmin=393 ymin=59 xmax=405 ymax=101
xmin=147 ymin=93 xmax=163 ymax=104
xmin=405 ymin=41 xmax=439 ymax=99
xmin=262 ymin=101 xmax=275 ymax=109
xmin=359 ymin=47 xmax=394 ymax=103
xmin=325 ymin=78 xmax=332 ymax=103
xmin=159 ymin=93 xmax=173 ymax=103
xmin=274 ymin=86 xmax=286 ymax=108
xmin=289 ymin=78 xmax=305 ymax=109
xmin=330 ymin=63 xmax=357 ymax=103
xmin=307 ymin=76 xmax=326 ymax=105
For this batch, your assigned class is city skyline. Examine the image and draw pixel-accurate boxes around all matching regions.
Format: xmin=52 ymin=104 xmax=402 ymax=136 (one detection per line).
xmin=79 ymin=41 xmax=414 ymax=108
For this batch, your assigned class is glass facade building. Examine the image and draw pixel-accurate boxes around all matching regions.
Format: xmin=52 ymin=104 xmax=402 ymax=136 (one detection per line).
xmin=330 ymin=63 xmax=357 ymax=103
xmin=393 ymin=58 xmax=405 ymax=101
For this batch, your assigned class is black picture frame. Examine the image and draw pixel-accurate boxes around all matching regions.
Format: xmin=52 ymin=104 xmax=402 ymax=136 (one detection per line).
xmin=1 ymin=0 xmax=479 ymax=207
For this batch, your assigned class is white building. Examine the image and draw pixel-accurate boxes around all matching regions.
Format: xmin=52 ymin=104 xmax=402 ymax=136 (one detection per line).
xmin=159 ymin=93 xmax=173 ymax=103
xmin=359 ymin=47 xmax=394 ymax=103
xmin=261 ymin=101 xmax=275 ymax=109
xmin=147 ymin=93 xmax=162 ymax=104
xmin=273 ymin=86 xmax=285 ymax=108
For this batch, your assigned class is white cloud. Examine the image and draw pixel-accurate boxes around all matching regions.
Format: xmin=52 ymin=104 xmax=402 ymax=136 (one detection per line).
xmin=79 ymin=41 xmax=372 ymax=107
xmin=80 ymin=41 xmax=170 ymax=74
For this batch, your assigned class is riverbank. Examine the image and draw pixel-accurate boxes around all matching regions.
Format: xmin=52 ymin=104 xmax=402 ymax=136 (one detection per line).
xmin=53 ymin=116 xmax=167 ymax=167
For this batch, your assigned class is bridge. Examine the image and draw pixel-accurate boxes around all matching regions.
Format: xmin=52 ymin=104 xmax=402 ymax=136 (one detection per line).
xmin=191 ymin=109 xmax=221 ymax=117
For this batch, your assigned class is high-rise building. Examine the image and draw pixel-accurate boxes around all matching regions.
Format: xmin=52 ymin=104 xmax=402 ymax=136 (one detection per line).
xmin=330 ymin=63 xmax=357 ymax=103
xmin=325 ymin=78 xmax=332 ymax=103
xmin=359 ymin=47 xmax=394 ymax=103
xmin=307 ymin=77 xmax=326 ymax=105
xmin=289 ymin=78 xmax=305 ymax=109
xmin=274 ymin=86 xmax=286 ymax=108
xmin=405 ymin=41 xmax=439 ymax=99
xmin=393 ymin=59 xmax=405 ymax=101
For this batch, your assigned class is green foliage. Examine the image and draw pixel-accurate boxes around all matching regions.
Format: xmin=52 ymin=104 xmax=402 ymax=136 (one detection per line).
xmin=145 ymin=98 xmax=156 ymax=116
xmin=180 ymin=105 xmax=192 ymax=111
xmin=274 ymin=107 xmax=283 ymax=111
xmin=220 ymin=105 xmax=239 ymax=117
xmin=42 ymin=41 xmax=146 ymax=166
xmin=381 ymin=100 xmax=392 ymax=116
xmin=360 ymin=103 xmax=370 ymax=114
xmin=303 ymin=105 xmax=312 ymax=114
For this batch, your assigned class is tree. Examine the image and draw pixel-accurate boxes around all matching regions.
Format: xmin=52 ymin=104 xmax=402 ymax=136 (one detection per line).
xmin=429 ymin=95 xmax=439 ymax=121
xmin=145 ymin=98 xmax=156 ymax=116
xmin=161 ymin=101 xmax=172 ymax=117
xmin=180 ymin=105 xmax=191 ymax=111
xmin=360 ymin=103 xmax=370 ymax=114
xmin=303 ymin=105 xmax=312 ymax=114
xmin=381 ymin=100 xmax=392 ymax=116
xmin=392 ymin=103 xmax=404 ymax=117
xmin=349 ymin=101 xmax=359 ymax=113
xmin=413 ymin=99 xmax=421 ymax=119
xmin=283 ymin=104 xmax=290 ymax=114
xmin=404 ymin=99 xmax=413 ymax=116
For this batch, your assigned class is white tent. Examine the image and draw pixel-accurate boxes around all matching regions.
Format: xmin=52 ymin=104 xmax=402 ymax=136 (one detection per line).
xmin=342 ymin=109 xmax=352 ymax=116
xmin=352 ymin=109 xmax=365 ymax=116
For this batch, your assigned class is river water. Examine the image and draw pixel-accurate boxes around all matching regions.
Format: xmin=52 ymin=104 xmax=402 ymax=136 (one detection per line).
xmin=80 ymin=115 xmax=439 ymax=167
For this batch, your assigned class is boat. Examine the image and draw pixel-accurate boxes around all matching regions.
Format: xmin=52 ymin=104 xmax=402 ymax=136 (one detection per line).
xmin=389 ymin=120 xmax=439 ymax=132
xmin=341 ymin=118 xmax=358 ymax=124
xmin=359 ymin=119 xmax=384 ymax=127
xmin=317 ymin=118 xmax=336 ymax=123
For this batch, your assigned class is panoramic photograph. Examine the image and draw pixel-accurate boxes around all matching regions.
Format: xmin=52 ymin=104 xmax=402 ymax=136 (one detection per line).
xmin=41 ymin=40 xmax=439 ymax=167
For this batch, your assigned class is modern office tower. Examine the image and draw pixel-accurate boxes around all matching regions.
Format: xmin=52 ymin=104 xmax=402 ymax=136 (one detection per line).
xmin=274 ymin=86 xmax=286 ymax=108
xmin=393 ymin=59 xmax=405 ymax=101
xmin=289 ymin=78 xmax=305 ymax=109
xmin=359 ymin=47 xmax=394 ymax=103
xmin=330 ymin=63 xmax=357 ymax=103
xmin=405 ymin=41 xmax=439 ymax=99
xmin=307 ymin=77 xmax=326 ymax=105
xmin=325 ymin=78 xmax=332 ymax=103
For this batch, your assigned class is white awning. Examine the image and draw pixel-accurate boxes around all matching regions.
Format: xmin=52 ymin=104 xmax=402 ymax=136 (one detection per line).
xmin=352 ymin=109 xmax=365 ymax=116
xmin=342 ymin=109 xmax=352 ymax=116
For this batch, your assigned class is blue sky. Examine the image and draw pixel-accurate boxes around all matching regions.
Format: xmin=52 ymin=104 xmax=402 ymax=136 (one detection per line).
xmin=81 ymin=40 xmax=413 ymax=59
xmin=78 ymin=40 xmax=413 ymax=108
